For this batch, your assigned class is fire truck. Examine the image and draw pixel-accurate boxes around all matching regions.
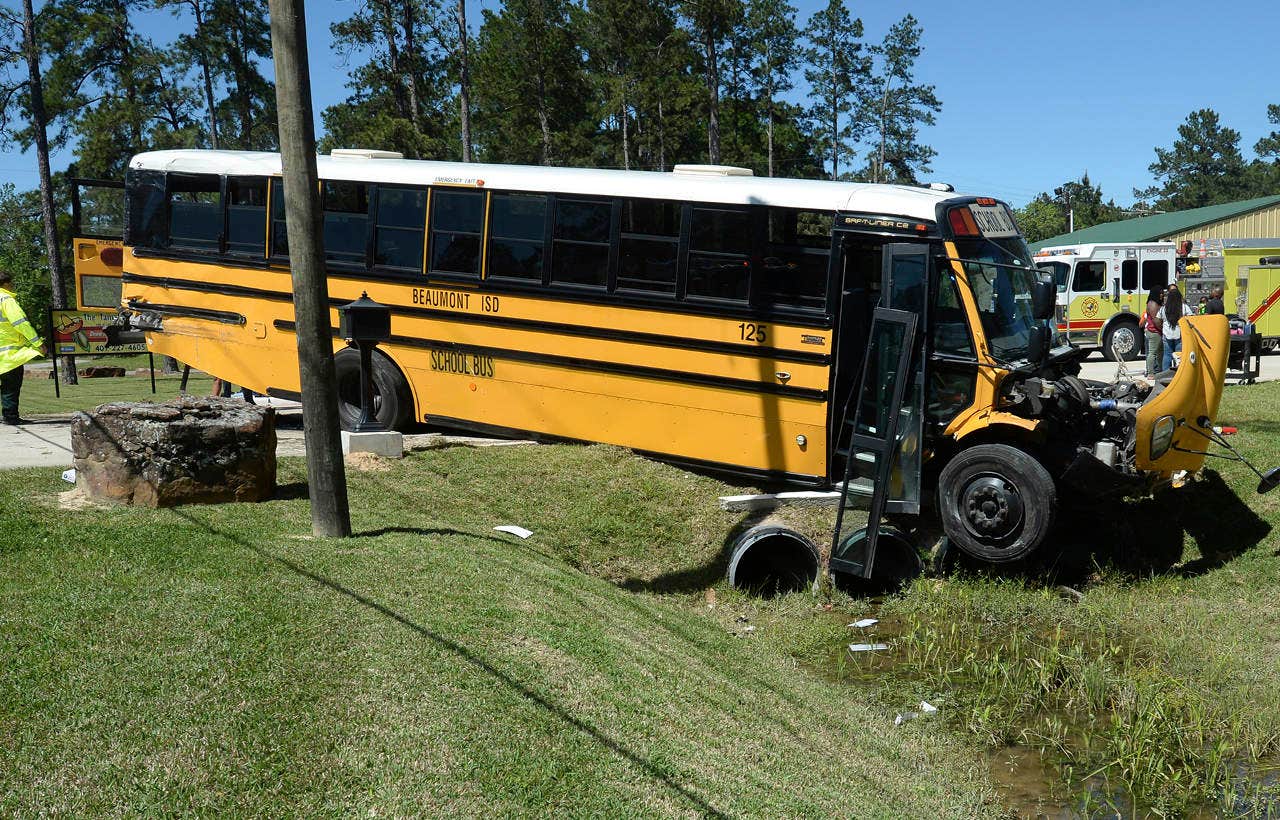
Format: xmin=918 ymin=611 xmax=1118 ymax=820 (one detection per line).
xmin=1033 ymin=242 xmax=1174 ymax=361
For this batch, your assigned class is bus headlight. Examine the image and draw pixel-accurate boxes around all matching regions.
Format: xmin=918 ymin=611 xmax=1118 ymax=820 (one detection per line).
xmin=1150 ymin=415 xmax=1176 ymax=460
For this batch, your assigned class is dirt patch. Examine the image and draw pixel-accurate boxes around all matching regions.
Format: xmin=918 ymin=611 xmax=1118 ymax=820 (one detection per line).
xmin=58 ymin=488 xmax=110 ymax=510
xmin=344 ymin=452 xmax=393 ymax=472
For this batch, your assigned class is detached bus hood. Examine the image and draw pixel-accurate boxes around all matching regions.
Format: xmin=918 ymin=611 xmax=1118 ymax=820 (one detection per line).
xmin=1134 ymin=314 xmax=1230 ymax=474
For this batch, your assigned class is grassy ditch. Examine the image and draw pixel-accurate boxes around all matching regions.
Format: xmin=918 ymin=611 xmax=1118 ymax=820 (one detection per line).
xmin=0 ymin=451 xmax=996 ymax=816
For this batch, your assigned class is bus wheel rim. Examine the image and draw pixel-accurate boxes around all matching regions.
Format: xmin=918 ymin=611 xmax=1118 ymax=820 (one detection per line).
xmin=960 ymin=473 xmax=1024 ymax=542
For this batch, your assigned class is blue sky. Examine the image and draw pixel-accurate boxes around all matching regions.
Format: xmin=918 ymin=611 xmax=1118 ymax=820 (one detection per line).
xmin=2 ymin=0 xmax=1277 ymax=208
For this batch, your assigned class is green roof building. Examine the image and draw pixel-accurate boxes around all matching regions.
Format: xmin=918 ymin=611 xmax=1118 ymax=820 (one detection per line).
xmin=1029 ymin=194 xmax=1280 ymax=251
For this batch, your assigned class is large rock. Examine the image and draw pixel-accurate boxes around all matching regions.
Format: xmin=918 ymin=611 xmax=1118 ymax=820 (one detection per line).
xmin=71 ymin=396 xmax=277 ymax=507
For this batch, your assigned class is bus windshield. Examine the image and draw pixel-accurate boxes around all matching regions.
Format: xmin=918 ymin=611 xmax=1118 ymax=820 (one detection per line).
xmin=953 ymin=237 xmax=1041 ymax=363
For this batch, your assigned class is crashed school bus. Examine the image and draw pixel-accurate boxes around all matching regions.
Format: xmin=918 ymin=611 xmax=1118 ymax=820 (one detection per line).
xmin=84 ymin=149 xmax=1249 ymax=572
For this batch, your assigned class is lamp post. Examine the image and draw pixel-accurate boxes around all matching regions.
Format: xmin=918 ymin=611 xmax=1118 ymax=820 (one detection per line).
xmin=337 ymin=292 xmax=391 ymax=433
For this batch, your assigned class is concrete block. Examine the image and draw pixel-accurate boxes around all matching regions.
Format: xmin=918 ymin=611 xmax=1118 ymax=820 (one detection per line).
xmin=341 ymin=430 xmax=405 ymax=458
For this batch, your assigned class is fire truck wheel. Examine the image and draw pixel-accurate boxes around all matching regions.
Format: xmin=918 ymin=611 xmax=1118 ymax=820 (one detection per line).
xmin=334 ymin=347 xmax=414 ymax=432
xmin=1104 ymin=320 xmax=1142 ymax=362
xmin=938 ymin=443 xmax=1055 ymax=564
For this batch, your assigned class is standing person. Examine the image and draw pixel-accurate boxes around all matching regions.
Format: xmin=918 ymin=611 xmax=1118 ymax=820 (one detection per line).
xmin=0 ymin=269 xmax=45 ymax=425
xmin=1159 ymin=282 xmax=1184 ymax=372
xmin=1206 ymin=285 xmax=1225 ymax=315
xmin=1142 ymin=287 xmax=1164 ymax=377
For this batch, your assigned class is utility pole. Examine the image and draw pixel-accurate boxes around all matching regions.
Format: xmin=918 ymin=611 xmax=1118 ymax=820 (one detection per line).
xmin=1054 ymin=185 xmax=1074 ymax=234
xmin=268 ymin=0 xmax=351 ymax=538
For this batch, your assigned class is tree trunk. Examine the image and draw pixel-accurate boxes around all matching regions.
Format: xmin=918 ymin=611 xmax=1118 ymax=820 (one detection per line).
xmin=22 ymin=0 xmax=75 ymax=384
xmin=191 ymin=2 xmax=219 ymax=148
xmin=456 ymin=0 xmax=472 ymax=162
xmin=620 ymin=79 xmax=630 ymax=171
xmin=704 ymin=29 xmax=720 ymax=165
xmin=657 ymin=97 xmax=666 ymax=172
xmin=536 ymin=68 xmax=551 ymax=165
xmin=267 ymin=0 xmax=352 ymax=538
xmin=404 ymin=2 xmax=421 ymax=124
xmin=765 ymin=57 xmax=775 ymax=178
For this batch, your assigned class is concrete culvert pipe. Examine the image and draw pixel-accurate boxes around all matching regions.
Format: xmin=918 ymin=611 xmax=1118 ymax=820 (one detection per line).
xmin=726 ymin=525 xmax=820 ymax=597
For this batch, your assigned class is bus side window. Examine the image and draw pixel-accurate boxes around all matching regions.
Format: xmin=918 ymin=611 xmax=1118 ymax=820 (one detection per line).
xmin=269 ymin=179 xmax=288 ymax=258
xmin=323 ymin=181 xmax=370 ymax=267
xmin=429 ymin=189 xmax=485 ymax=278
xmin=167 ymin=173 xmax=221 ymax=251
xmin=551 ymin=197 xmax=612 ymax=289
xmin=1141 ymin=259 xmax=1168 ymax=291
xmin=687 ymin=207 xmax=750 ymax=302
xmin=1121 ymin=259 xmax=1138 ymax=291
xmin=488 ymin=193 xmax=548 ymax=283
xmin=760 ymin=208 xmax=830 ymax=311
xmin=226 ymin=177 xmax=267 ymax=257
xmin=1073 ymin=260 xmax=1105 ymax=292
xmin=618 ymin=198 xmax=680 ymax=295
xmin=126 ymin=170 xmax=167 ymax=250
xmin=373 ymin=186 xmax=427 ymax=271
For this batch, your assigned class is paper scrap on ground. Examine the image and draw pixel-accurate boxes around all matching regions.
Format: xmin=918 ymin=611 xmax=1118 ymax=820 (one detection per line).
xmin=849 ymin=618 xmax=878 ymax=629
xmin=494 ymin=525 xmax=533 ymax=539
xmin=61 ymin=469 xmax=76 ymax=484
xmin=894 ymin=712 xmax=919 ymax=726
xmin=848 ymin=642 xmax=889 ymax=653
xmin=920 ymin=700 xmax=937 ymax=713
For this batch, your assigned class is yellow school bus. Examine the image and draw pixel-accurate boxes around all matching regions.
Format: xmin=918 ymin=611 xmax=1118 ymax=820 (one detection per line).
xmin=93 ymin=149 xmax=1234 ymax=571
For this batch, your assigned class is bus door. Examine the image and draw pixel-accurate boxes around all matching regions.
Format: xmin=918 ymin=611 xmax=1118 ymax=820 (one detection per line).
xmin=830 ymin=306 xmax=919 ymax=579
xmin=828 ymin=233 xmax=883 ymax=477
xmin=1067 ymin=254 xmax=1110 ymax=345
xmin=70 ymin=179 xmax=125 ymax=311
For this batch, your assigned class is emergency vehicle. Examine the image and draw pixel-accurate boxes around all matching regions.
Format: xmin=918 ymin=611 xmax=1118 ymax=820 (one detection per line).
xmin=1033 ymin=242 xmax=1174 ymax=360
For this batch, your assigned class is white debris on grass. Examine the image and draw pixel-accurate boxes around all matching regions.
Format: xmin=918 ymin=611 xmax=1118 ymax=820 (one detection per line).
xmin=61 ymin=468 xmax=76 ymax=483
xmin=848 ymin=642 xmax=889 ymax=653
xmin=848 ymin=618 xmax=878 ymax=628
xmin=494 ymin=525 xmax=533 ymax=539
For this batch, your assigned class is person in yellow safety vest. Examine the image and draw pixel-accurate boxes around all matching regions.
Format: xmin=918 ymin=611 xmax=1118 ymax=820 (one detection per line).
xmin=0 ymin=268 xmax=45 ymax=425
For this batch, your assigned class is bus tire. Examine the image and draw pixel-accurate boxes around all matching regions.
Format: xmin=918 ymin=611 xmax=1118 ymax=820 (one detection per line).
xmin=938 ymin=443 xmax=1055 ymax=564
xmin=1104 ymin=320 xmax=1142 ymax=362
xmin=334 ymin=347 xmax=414 ymax=432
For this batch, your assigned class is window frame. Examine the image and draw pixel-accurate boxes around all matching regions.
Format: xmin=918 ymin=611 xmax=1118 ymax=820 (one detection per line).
xmin=548 ymin=195 xmax=617 ymax=292
xmin=165 ymin=172 xmax=223 ymax=254
xmin=616 ymin=197 xmax=683 ymax=298
xmin=370 ymin=183 xmax=429 ymax=275
xmin=427 ymin=186 xmax=487 ymax=283
xmin=486 ymin=191 xmax=551 ymax=285
xmin=223 ymin=175 xmax=269 ymax=259
xmin=683 ymin=204 xmax=755 ymax=306
xmin=1073 ymin=260 xmax=1106 ymax=293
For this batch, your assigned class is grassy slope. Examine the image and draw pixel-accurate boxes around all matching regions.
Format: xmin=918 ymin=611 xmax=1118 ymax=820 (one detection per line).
xmin=0 ymin=450 xmax=996 ymax=817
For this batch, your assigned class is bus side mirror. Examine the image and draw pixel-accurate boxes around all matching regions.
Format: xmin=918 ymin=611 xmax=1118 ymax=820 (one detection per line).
xmin=1032 ymin=275 xmax=1055 ymax=320
xmin=1027 ymin=323 xmax=1051 ymax=362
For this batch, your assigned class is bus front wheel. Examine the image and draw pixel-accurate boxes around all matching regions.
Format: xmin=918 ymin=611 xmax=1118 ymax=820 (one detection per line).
xmin=1104 ymin=320 xmax=1142 ymax=362
xmin=938 ymin=444 xmax=1055 ymax=564
xmin=334 ymin=347 xmax=414 ymax=432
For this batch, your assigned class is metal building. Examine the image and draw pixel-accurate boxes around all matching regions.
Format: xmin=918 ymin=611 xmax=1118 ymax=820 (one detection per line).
xmin=1029 ymin=194 xmax=1280 ymax=251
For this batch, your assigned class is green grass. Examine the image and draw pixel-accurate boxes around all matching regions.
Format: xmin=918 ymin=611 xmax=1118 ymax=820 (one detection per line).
xmin=0 ymin=448 xmax=997 ymax=817
xmin=18 ymin=365 xmax=214 ymax=416
xmin=4 ymin=381 xmax=1280 ymax=815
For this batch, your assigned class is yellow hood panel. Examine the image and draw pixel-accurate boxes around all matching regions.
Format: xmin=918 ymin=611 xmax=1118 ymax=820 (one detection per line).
xmin=1135 ymin=314 xmax=1230 ymax=473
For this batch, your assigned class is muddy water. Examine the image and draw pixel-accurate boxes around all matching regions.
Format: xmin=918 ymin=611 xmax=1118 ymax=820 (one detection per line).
xmin=819 ymin=609 xmax=1280 ymax=818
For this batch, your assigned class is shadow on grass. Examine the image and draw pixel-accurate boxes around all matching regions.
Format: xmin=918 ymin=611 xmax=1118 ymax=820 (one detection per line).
xmin=272 ymin=482 xmax=310 ymax=501
xmin=351 ymin=525 xmax=511 ymax=546
xmin=168 ymin=507 xmax=728 ymax=819
xmin=619 ymin=511 xmax=772 ymax=594
xmin=1175 ymin=469 xmax=1272 ymax=576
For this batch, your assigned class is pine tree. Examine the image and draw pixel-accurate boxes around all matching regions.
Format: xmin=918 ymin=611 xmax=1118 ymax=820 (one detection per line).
xmin=744 ymin=0 xmax=797 ymax=177
xmin=322 ymin=0 xmax=451 ymax=158
xmin=678 ymin=0 xmax=743 ymax=165
xmin=1135 ymin=109 xmax=1250 ymax=210
xmin=472 ymin=0 xmax=592 ymax=165
xmin=802 ymin=0 xmax=868 ymax=180
xmin=862 ymin=14 xmax=939 ymax=184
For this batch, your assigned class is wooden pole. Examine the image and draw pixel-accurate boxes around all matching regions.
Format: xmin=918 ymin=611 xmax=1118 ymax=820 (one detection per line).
xmin=268 ymin=0 xmax=351 ymax=538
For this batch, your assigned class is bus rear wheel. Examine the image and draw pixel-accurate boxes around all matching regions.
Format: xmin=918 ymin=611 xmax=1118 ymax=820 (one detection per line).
xmin=1104 ymin=320 xmax=1142 ymax=362
xmin=334 ymin=347 xmax=414 ymax=432
xmin=938 ymin=443 xmax=1055 ymax=564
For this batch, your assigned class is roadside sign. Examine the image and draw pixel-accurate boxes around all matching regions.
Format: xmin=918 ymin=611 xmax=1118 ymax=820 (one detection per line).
xmin=49 ymin=309 xmax=145 ymax=355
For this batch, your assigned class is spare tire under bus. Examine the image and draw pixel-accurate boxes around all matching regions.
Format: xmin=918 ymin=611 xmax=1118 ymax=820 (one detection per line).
xmin=334 ymin=347 xmax=415 ymax=432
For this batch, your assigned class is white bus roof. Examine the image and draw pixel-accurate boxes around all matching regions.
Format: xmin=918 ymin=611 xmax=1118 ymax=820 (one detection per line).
xmin=129 ymin=149 xmax=973 ymax=223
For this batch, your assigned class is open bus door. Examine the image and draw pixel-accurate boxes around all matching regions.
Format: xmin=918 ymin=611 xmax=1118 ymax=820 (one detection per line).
xmin=830 ymin=243 xmax=930 ymax=578
xmin=70 ymin=179 xmax=125 ymax=311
